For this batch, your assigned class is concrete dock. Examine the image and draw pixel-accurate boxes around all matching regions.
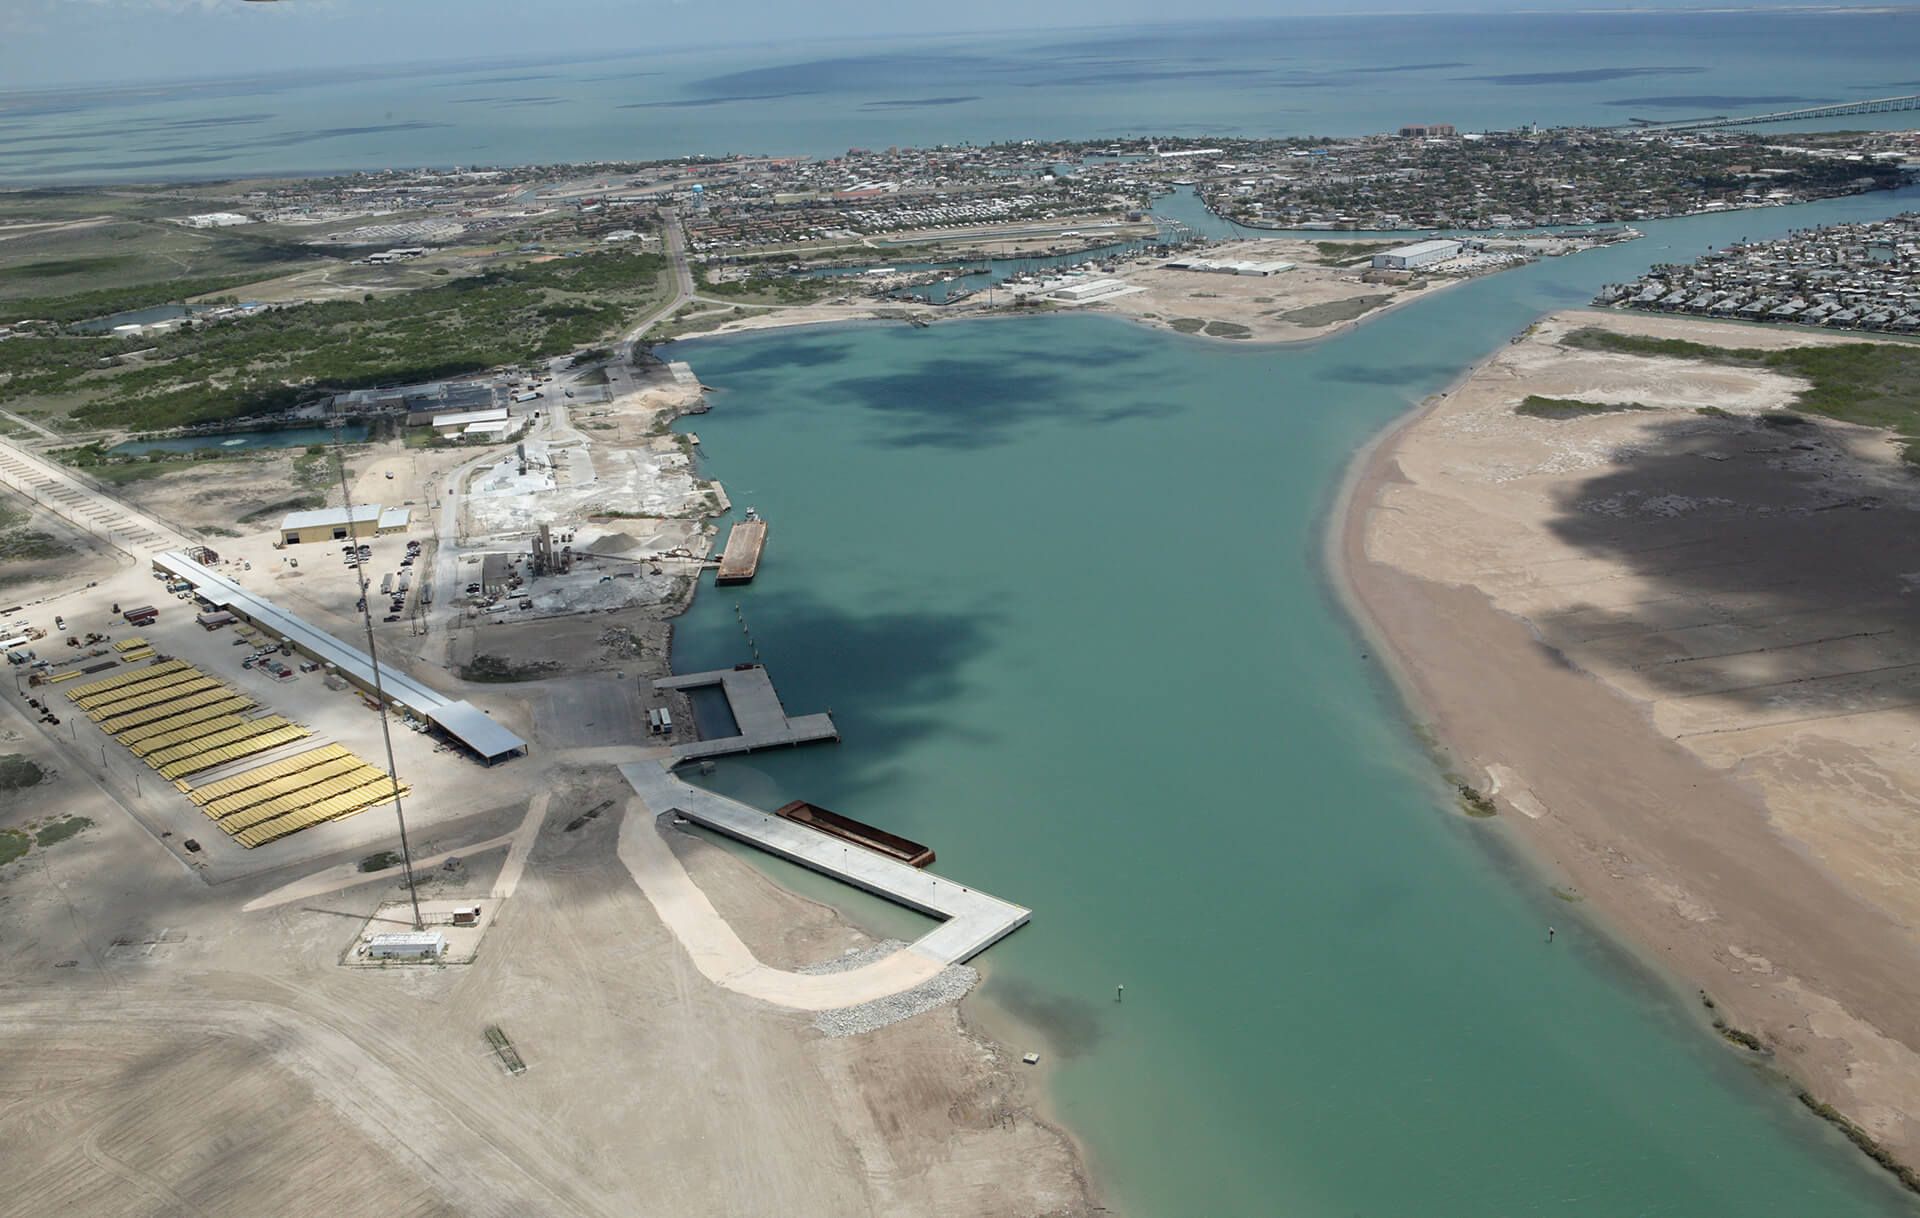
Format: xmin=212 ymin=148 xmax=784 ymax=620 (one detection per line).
xmin=715 ymin=517 xmax=766 ymax=584
xmin=620 ymin=760 xmax=1029 ymax=964
xmin=656 ymin=664 xmax=836 ymax=760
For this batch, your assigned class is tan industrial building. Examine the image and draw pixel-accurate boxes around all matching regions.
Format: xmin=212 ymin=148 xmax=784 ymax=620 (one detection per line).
xmin=278 ymin=504 xmax=409 ymax=545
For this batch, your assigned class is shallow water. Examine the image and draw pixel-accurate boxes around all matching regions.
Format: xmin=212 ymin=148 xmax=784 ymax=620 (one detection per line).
xmin=670 ymin=185 xmax=1920 ymax=1215
xmin=108 ymin=424 xmax=368 ymax=455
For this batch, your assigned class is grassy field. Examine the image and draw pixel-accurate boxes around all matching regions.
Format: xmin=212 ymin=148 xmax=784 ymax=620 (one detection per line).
xmin=0 ymin=490 xmax=70 ymax=563
xmin=1563 ymin=327 xmax=1920 ymax=460
xmin=7 ymin=249 xmax=671 ymax=432
xmin=694 ymin=267 xmax=840 ymax=307
xmin=1516 ymin=394 xmax=1653 ymax=419
xmin=0 ymin=206 xmax=330 ymax=318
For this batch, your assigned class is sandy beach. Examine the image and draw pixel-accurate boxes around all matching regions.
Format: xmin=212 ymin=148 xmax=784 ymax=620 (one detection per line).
xmin=1338 ymin=308 xmax=1920 ymax=1178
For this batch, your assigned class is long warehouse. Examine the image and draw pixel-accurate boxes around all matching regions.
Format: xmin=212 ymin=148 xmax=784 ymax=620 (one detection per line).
xmin=152 ymin=550 xmax=527 ymax=763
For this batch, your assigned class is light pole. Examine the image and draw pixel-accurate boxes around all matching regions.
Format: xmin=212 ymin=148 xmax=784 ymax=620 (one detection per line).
xmin=333 ymin=422 xmax=424 ymax=931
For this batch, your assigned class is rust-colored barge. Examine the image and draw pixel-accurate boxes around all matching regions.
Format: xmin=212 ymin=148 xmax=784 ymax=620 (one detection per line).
xmin=774 ymin=800 xmax=934 ymax=868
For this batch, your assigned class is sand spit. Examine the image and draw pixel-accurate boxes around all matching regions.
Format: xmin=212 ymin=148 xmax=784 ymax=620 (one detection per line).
xmin=1342 ymin=308 xmax=1920 ymax=1176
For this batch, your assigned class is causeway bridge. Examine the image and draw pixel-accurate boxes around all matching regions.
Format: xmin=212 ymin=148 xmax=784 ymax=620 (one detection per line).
xmin=1621 ymin=93 xmax=1920 ymax=132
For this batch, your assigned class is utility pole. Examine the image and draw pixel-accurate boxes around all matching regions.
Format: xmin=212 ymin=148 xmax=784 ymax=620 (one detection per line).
xmin=332 ymin=423 xmax=424 ymax=930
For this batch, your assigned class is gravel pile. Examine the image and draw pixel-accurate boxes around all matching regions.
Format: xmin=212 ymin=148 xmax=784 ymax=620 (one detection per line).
xmin=798 ymin=939 xmax=908 ymax=976
xmin=813 ymin=964 xmax=978 ymax=1038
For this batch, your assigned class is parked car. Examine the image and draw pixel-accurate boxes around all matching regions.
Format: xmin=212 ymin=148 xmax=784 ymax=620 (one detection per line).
xmin=383 ymin=614 xmax=401 ymax=623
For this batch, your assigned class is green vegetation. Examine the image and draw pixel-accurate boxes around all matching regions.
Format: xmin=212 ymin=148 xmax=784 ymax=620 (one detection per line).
xmin=1455 ymin=782 xmax=1498 ymax=818
xmin=290 ymin=447 xmax=342 ymax=491
xmin=0 ymin=273 xmax=268 ymax=326
xmin=33 ymin=815 xmax=90 ymax=847
xmin=0 ymin=498 xmax=69 ymax=571
xmin=1276 ymin=295 xmax=1394 ymax=328
xmin=358 ymin=849 xmax=402 ymax=872
xmin=1311 ymin=241 xmax=1390 ymax=266
xmin=1516 ymin=394 xmax=1654 ymax=419
xmin=49 ymin=443 xmax=238 ymax=487
xmin=695 ymin=268 xmax=832 ymax=306
xmin=239 ymin=495 xmax=324 ymax=523
xmin=1563 ymin=328 xmax=1920 ymax=456
xmin=1715 ymin=1023 xmax=1768 ymax=1053
xmin=1695 ymin=405 xmax=1736 ymax=419
xmin=1797 ymin=1091 xmax=1920 ymax=1196
xmin=1 ymin=250 xmax=669 ymax=431
xmin=1201 ymin=321 xmax=1253 ymax=340
xmin=459 ymin=654 xmax=561 ymax=683
xmin=0 ymin=828 xmax=27 ymax=867
xmin=0 ymin=754 xmax=43 ymax=791
xmin=1169 ymin=317 xmax=1206 ymax=334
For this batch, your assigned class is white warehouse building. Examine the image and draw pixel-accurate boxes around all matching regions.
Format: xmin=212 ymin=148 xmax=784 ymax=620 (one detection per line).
xmin=1371 ymin=240 xmax=1463 ymax=271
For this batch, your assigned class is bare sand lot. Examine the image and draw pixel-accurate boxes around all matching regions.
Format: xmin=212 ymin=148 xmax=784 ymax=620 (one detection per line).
xmin=1344 ymin=308 xmax=1920 ymax=1174
xmin=0 ymin=732 xmax=1087 ymax=1217
xmin=1090 ymin=239 xmax=1445 ymax=342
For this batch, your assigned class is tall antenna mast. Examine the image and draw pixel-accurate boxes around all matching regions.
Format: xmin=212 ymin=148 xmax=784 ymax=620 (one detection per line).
xmin=331 ymin=420 xmax=424 ymax=931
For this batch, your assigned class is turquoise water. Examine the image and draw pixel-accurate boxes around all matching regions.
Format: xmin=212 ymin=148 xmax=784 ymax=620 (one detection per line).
xmin=671 ymin=184 xmax=1920 ymax=1216
xmin=7 ymin=11 xmax=1920 ymax=183
xmin=108 ymin=424 xmax=368 ymax=454
xmin=70 ymin=304 xmax=193 ymax=333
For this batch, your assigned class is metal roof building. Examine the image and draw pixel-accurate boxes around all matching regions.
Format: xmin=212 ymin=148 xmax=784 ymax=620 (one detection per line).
xmin=278 ymin=504 xmax=406 ymax=545
xmin=151 ymin=550 xmax=526 ymax=763
xmin=430 ymin=407 xmax=511 ymax=430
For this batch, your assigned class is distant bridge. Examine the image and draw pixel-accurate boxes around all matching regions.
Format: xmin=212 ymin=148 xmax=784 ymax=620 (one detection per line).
xmin=1621 ymin=93 xmax=1920 ymax=132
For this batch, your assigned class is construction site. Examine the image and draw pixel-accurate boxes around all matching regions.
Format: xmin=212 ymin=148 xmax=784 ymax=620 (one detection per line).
xmin=0 ymin=343 xmax=1067 ymax=1218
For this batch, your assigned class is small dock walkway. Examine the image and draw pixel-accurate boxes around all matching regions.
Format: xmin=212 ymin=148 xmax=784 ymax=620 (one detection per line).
xmin=656 ymin=664 xmax=836 ymax=760
xmin=620 ymin=761 xmax=1029 ymax=965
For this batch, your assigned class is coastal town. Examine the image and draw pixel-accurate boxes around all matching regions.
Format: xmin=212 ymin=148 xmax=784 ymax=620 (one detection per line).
xmin=8 ymin=15 xmax=1920 ymax=1210
xmin=1598 ymin=212 xmax=1920 ymax=332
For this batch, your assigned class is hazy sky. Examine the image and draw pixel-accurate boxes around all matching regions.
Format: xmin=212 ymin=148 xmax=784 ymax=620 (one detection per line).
xmin=0 ymin=0 xmax=1875 ymax=90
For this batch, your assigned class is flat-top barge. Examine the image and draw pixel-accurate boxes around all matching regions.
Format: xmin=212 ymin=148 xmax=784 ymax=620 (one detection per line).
xmin=716 ymin=508 xmax=767 ymax=585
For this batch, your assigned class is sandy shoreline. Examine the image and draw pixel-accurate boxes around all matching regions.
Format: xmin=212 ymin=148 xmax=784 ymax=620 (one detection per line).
xmin=1333 ymin=308 xmax=1920 ymax=1186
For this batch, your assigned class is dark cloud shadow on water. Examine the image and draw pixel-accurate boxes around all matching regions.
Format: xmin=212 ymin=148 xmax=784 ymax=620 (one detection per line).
xmin=819 ymin=345 xmax=1166 ymax=450
xmin=984 ymin=976 xmax=1107 ymax=1059
xmin=693 ymin=591 xmax=1006 ymax=776
xmin=1317 ymin=360 xmax=1465 ymax=387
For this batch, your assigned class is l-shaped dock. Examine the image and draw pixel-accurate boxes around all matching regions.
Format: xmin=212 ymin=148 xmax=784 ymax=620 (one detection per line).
xmin=620 ymin=761 xmax=1029 ymax=965
xmin=656 ymin=664 xmax=837 ymax=760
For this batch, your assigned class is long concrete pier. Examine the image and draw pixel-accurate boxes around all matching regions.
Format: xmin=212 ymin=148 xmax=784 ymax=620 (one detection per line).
xmin=620 ymin=761 xmax=1029 ymax=965
xmin=656 ymin=664 xmax=837 ymax=760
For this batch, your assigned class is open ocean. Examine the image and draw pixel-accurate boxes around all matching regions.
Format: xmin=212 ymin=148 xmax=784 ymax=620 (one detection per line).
xmin=4 ymin=10 xmax=1920 ymax=183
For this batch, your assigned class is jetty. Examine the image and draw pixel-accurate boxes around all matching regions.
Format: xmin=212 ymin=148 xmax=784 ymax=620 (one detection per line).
xmin=716 ymin=510 xmax=766 ymax=584
xmin=776 ymin=800 xmax=935 ymax=867
xmin=621 ymin=761 xmax=1027 ymax=964
xmin=655 ymin=663 xmax=837 ymax=760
